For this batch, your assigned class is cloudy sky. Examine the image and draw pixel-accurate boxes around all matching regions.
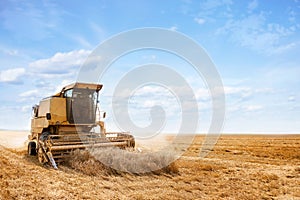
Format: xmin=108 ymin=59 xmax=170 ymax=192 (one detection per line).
xmin=0 ymin=0 xmax=299 ymax=133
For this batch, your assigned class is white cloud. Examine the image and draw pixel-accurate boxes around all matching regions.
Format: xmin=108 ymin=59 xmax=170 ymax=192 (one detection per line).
xmin=228 ymin=103 xmax=263 ymax=115
xmin=288 ymin=95 xmax=295 ymax=102
xmin=264 ymin=65 xmax=300 ymax=84
xmin=18 ymin=89 xmax=43 ymax=103
xmin=19 ymin=89 xmax=39 ymax=97
xmin=71 ymin=35 xmax=92 ymax=48
xmin=224 ymin=86 xmax=252 ymax=98
xmin=244 ymin=105 xmax=263 ymax=112
xmin=195 ymin=88 xmax=210 ymax=100
xmin=288 ymin=8 xmax=296 ymax=22
xmin=29 ymin=49 xmax=91 ymax=77
xmin=21 ymin=105 xmax=32 ymax=113
xmin=270 ymin=42 xmax=298 ymax=54
xmin=194 ymin=17 xmax=206 ymax=25
xmin=217 ymin=12 xmax=298 ymax=55
xmin=0 ymin=68 xmax=25 ymax=83
xmin=18 ymin=80 xmax=75 ymax=104
xmin=247 ymin=0 xmax=258 ymax=12
xmin=16 ymin=49 xmax=90 ymax=104
xmin=191 ymin=0 xmax=233 ymax=24
xmin=123 ymin=85 xmax=183 ymax=131
xmin=54 ymin=79 xmax=75 ymax=93
xmin=0 ymin=48 xmax=19 ymax=56
xmin=201 ymin=0 xmax=233 ymax=10
xmin=169 ymin=26 xmax=178 ymax=31
xmin=223 ymin=85 xmax=273 ymax=115
xmin=90 ymin=22 xmax=105 ymax=36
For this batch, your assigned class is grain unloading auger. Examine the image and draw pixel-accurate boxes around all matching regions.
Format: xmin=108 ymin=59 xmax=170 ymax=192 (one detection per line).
xmin=27 ymin=82 xmax=135 ymax=169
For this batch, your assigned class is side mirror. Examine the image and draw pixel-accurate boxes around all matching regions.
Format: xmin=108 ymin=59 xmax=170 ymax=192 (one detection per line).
xmin=46 ymin=113 xmax=51 ymax=120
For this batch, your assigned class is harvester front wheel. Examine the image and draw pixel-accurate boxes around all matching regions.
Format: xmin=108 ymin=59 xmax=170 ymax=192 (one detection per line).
xmin=28 ymin=142 xmax=37 ymax=156
xmin=38 ymin=147 xmax=48 ymax=164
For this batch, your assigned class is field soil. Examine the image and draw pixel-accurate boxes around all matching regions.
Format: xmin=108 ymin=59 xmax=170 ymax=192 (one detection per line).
xmin=0 ymin=131 xmax=299 ymax=199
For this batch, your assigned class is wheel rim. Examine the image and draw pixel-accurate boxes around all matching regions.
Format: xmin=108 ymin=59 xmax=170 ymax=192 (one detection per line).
xmin=38 ymin=148 xmax=46 ymax=164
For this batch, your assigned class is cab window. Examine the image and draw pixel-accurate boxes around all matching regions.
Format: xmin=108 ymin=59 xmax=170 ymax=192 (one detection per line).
xmin=64 ymin=89 xmax=73 ymax=98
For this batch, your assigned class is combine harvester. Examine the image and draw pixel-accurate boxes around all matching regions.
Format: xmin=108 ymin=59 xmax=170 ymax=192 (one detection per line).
xmin=27 ymin=82 xmax=135 ymax=169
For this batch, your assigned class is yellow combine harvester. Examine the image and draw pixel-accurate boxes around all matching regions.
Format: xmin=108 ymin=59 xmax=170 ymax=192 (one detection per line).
xmin=28 ymin=82 xmax=135 ymax=169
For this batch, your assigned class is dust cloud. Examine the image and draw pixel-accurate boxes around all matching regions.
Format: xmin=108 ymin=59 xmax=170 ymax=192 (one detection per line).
xmin=0 ymin=130 xmax=29 ymax=149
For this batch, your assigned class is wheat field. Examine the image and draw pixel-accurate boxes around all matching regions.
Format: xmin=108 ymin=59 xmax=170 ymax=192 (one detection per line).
xmin=0 ymin=132 xmax=299 ymax=199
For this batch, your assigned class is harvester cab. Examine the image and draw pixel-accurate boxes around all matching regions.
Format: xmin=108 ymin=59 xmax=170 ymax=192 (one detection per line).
xmin=28 ymin=82 xmax=135 ymax=169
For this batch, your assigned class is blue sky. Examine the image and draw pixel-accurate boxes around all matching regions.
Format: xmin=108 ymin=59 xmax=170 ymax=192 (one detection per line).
xmin=0 ymin=0 xmax=299 ymax=133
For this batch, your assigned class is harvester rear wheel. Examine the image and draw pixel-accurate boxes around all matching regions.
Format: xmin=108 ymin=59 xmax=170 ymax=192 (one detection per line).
xmin=28 ymin=142 xmax=37 ymax=156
